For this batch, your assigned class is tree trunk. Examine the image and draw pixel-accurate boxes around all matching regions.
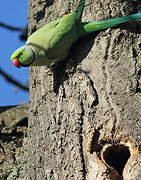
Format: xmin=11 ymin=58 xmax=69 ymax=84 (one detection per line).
xmin=20 ymin=0 xmax=141 ymax=179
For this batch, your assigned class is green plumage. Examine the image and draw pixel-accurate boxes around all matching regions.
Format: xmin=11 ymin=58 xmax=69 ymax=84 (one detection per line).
xmin=26 ymin=12 xmax=79 ymax=66
xmin=11 ymin=0 xmax=141 ymax=68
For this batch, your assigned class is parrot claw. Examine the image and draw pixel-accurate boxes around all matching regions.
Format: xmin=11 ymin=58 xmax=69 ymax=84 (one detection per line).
xmin=45 ymin=63 xmax=59 ymax=74
xmin=45 ymin=68 xmax=52 ymax=74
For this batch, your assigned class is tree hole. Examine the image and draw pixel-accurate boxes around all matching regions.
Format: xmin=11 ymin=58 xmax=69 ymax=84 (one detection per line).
xmin=102 ymin=145 xmax=130 ymax=176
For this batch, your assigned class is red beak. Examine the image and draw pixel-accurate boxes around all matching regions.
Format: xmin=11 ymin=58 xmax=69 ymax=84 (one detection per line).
xmin=13 ymin=58 xmax=21 ymax=68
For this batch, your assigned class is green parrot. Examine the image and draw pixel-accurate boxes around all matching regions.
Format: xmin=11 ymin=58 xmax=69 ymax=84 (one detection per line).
xmin=11 ymin=0 xmax=141 ymax=68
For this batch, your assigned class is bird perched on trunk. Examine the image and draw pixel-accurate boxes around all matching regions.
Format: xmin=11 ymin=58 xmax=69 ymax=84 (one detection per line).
xmin=11 ymin=0 xmax=141 ymax=69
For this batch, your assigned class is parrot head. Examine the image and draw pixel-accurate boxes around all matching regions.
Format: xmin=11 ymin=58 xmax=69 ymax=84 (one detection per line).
xmin=11 ymin=45 xmax=35 ymax=68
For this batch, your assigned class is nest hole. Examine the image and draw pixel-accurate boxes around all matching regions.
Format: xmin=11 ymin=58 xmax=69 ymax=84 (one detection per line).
xmin=103 ymin=144 xmax=130 ymax=176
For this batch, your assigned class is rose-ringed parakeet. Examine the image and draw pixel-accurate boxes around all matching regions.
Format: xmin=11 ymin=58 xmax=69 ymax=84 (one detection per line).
xmin=11 ymin=0 xmax=141 ymax=69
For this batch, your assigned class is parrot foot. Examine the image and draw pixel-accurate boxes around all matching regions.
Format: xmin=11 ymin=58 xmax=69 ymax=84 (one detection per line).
xmin=45 ymin=68 xmax=52 ymax=74
xmin=45 ymin=63 xmax=55 ymax=74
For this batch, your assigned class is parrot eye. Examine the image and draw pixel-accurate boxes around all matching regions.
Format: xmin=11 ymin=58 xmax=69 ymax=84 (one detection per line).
xmin=19 ymin=52 xmax=23 ymax=56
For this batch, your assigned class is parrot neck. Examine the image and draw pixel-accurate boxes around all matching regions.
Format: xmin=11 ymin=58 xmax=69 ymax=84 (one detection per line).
xmin=26 ymin=45 xmax=36 ymax=61
xmin=21 ymin=45 xmax=36 ymax=67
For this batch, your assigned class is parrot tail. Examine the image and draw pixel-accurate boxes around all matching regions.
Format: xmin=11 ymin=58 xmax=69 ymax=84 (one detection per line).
xmin=75 ymin=0 xmax=85 ymax=22
xmin=75 ymin=0 xmax=93 ymax=23
xmin=80 ymin=13 xmax=141 ymax=35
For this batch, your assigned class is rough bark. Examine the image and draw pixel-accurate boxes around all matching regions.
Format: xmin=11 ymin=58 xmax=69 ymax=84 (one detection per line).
xmin=0 ymin=105 xmax=28 ymax=180
xmin=20 ymin=0 xmax=141 ymax=179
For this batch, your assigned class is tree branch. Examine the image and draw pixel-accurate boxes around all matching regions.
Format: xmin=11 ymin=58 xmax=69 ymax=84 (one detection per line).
xmin=0 ymin=22 xmax=28 ymax=41
xmin=0 ymin=22 xmax=25 ymax=31
xmin=0 ymin=67 xmax=29 ymax=91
